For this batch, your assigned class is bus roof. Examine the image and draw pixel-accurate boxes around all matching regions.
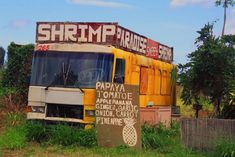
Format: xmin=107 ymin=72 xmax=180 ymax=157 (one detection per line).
xmin=36 ymin=22 xmax=173 ymax=63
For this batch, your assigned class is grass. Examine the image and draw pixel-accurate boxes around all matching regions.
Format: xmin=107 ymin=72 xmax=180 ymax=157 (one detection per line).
xmin=24 ymin=121 xmax=49 ymax=143
xmin=0 ymin=126 xmax=26 ymax=150
xmin=0 ymin=143 xmax=211 ymax=157
xmin=3 ymin=112 xmax=26 ymax=127
xmin=0 ymin=112 xmax=213 ymax=157
xmin=0 ymin=112 xmax=26 ymax=151
xmin=141 ymin=122 xmax=179 ymax=150
xmin=214 ymin=139 xmax=235 ymax=157
xmin=25 ymin=121 xmax=97 ymax=147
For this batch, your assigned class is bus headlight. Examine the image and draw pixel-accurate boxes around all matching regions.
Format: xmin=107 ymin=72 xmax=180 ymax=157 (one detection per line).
xmin=31 ymin=106 xmax=45 ymax=113
xmin=85 ymin=110 xmax=95 ymax=117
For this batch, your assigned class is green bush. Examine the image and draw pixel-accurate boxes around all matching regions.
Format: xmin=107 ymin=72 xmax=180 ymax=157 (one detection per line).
xmin=214 ymin=139 xmax=235 ymax=157
xmin=75 ymin=127 xmax=97 ymax=147
xmin=1 ymin=43 xmax=34 ymax=106
xmin=24 ymin=122 xmax=97 ymax=147
xmin=0 ymin=87 xmax=16 ymax=99
xmin=170 ymin=121 xmax=180 ymax=136
xmin=141 ymin=122 xmax=180 ymax=150
xmin=49 ymin=124 xmax=79 ymax=146
xmin=142 ymin=131 xmax=170 ymax=149
xmin=48 ymin=124 xmax=97 ymax=147
xmin=219 ymin=105 xmax=235 ymax=119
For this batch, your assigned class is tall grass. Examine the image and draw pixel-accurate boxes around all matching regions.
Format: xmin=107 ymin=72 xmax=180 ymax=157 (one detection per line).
xmin=141 ymin=122 xmax=180 ymax=150
xmin=0 ymin=120 xmax=97 ymax=150
xmin=0 ymin=112 xmax=27 ymax=150
xmin=0 ymin=117 xmax=182 ymax=150
xmin=48 ymin=124 xmax=97 ymax=147
xmin=25 ymin=122 xmax=97 ymax=147
xmin=0 ymin=87 xmax=24 ymax=112
xmin=25 ymin=121 xmax=49 ymax=143
xmin=214 ymin=139 xmax=235 ymax=157
xmin=8 ymin=120 xmax=182 ymax=150
xmin=0 ymin=112 xmax=212 ymax=157
xmin=3 ymin=112 xmax=25 ymax=127
xmin=0 ymin=126 xmax=26 ymax=149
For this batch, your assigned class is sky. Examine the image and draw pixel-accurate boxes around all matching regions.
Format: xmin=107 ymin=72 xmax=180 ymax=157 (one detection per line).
xmin=0 ymin=0 xmax=234 ymax=64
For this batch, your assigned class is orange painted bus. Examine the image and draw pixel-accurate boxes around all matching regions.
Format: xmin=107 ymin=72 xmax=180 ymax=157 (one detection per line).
xmin=27 ymin=22 xmax=176 ymax=127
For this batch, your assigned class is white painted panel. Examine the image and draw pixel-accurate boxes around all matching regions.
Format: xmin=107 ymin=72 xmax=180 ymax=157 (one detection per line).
xmin=45 ymin=90 xmax=83 ymax=105
xmin=28 ymin=86 xmax=46 ymax=102
xmin=27 ymin=112 xmax=45 ymax=119
xmin=28 ymin=86 xmax=84 ymax=105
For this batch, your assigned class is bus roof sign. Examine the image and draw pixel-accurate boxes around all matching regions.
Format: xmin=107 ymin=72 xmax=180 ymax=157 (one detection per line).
xmin=36 ymin=22 xmax=173 ymax=62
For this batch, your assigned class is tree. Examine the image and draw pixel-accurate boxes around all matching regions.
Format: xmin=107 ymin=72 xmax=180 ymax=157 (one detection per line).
xmin=0 ymin=47 xmax=5 ymax=68
xmin=179 ymin=23 xmax=235 ymax=117
xmin=215 ymin=0 xmax=235 ymax=36
xmin=1 ymin=42 xmax=34 ymax=106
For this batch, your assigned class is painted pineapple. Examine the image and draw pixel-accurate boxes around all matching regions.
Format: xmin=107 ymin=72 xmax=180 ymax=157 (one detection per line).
xmin=122 ymin=118 xmax=137 ymax=147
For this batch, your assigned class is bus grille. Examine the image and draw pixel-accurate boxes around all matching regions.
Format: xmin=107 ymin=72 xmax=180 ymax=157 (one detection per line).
xmin=46 ymin=104 xmax=83 ymax=119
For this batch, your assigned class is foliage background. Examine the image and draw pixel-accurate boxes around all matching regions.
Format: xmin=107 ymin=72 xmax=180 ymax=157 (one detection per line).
xmin=1 ymin=42 xmax=34 ymax=107
xmin=179 ymin=23 xmax=235 ymax=118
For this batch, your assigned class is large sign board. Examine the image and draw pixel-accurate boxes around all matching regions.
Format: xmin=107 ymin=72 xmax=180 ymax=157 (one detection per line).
xmin=159 ymin=44 xmax=173 ymax=62
xmin=36 ymin=22 xmax=173 ymax=62
xmin=95 ymin=82 xmax=141 ymax=148
xmin=146 ymin=39 xmax=159 ymax=59
xmin=116 ymin=26 xmax=147 ymax=55
xmin=36 ymin=22 xmax=117 ymax=45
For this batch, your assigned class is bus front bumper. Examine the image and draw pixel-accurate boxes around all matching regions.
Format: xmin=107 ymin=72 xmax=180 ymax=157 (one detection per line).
xmin=27 ymin=112 xmax=92 ymax=124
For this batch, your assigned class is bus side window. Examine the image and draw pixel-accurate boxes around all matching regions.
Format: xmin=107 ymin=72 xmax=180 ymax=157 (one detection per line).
xmin=114 ymin=58 xmax=125 ymax=83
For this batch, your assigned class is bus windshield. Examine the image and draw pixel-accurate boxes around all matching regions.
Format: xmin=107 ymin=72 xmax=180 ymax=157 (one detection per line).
xmin=30 ymin=51 xmax=114 ymax=88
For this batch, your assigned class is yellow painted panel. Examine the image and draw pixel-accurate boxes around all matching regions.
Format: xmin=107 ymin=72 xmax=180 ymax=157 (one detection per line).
xmin=131 ymin=71 xmax=140 ymax=85
xmin=148 ymin=95 xmax=171 ymax=106
xmin=137 ymin=55 xmax=148 ymax=66
xmin=83 ymin=89 xmax=96 ymax=105
xmin=139 ymin=95 xmax=147 ymax=107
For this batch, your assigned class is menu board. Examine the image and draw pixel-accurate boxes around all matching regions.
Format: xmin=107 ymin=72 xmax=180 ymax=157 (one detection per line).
xmin=95 ymin=82 xmax=141 ymax=149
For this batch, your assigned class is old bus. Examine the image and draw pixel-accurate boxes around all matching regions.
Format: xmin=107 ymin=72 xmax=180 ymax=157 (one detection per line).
xmin=27 ymin=22 xmax=176 ymax=126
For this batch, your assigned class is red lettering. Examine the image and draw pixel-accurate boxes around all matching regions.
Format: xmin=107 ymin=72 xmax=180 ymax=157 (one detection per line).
xmin=37 ymin=45 xmax=49 ymax=51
